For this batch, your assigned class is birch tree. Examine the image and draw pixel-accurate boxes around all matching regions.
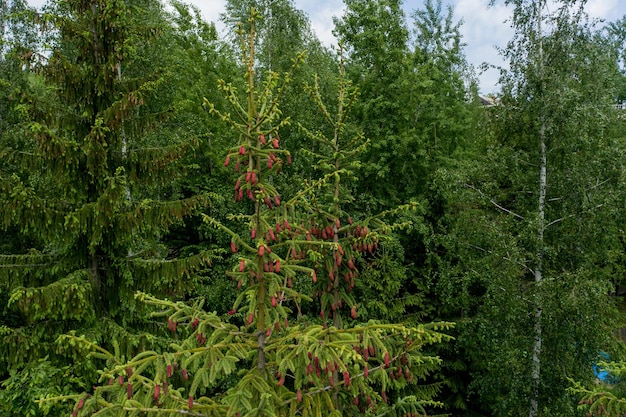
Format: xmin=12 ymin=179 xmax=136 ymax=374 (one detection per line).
xmin=430 ymin=1 xmax=626 ymax=415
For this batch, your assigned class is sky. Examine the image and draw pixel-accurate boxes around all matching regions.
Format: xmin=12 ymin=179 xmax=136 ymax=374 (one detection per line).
xmin=27 ymin=0 xmax=626 ymax=94
xmin=190 ymin=0 xmax=626 ymax=93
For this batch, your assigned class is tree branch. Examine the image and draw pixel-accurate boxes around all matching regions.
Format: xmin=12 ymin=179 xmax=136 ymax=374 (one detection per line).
xmin=464 ymin=184 xmax=525 ymax=220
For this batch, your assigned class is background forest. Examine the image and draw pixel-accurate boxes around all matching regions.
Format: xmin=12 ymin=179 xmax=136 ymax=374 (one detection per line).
xmin=2 ymin=0 xmax=626 ymax=416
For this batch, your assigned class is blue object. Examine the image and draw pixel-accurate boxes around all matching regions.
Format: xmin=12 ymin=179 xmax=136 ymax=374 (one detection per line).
xmin=593 ymin=352 xmax=611 ymax=383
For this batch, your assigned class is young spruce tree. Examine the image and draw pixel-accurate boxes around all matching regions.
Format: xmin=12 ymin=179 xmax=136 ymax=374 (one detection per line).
xmin=59 ymin=11 xmax=452 ymax=417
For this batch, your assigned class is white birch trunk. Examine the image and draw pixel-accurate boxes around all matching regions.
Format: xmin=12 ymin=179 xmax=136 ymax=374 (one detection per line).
xmin=529 ymin=120 xmax=546 ymax=417
xmin=529 ymin=3 xmax=545 ymax=416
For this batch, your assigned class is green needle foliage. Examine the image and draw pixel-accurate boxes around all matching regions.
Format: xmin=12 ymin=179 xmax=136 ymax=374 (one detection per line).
xmin=570 ymin=360 xmax=626 ymax=417
xmin=0 ymin=0 xmax=215 ymax=413
xmin=4 ymin=0 xmax=624 ymax=415
xmin=51 ymin=11 xmax=453 ymax=417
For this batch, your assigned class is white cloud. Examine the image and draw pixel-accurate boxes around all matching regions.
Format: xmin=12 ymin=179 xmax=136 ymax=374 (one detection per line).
xmin=27 ymin=0 xmax=46 ymax=7
xmin=452 ymin=0 xmax=513 ymax=93
xmin=450 ymin=0 xmax=626 ymax=93
xmin=583 ymin=0 xmax=619 ymax=20
xmin=295 ymin=0 xmax=344 ymax=47
xmin=198 ymin=0 xmax=226 ymax=28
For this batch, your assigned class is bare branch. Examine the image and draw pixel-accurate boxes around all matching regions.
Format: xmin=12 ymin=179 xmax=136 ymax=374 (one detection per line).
xmin=545 ymin=204 xmax=605 ymax=228
xmin=464 ymin=184 xmax=525 ymax=220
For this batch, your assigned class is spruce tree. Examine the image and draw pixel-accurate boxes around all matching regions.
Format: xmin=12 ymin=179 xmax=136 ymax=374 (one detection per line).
xmin=0 ymin=0 xmax=212 ymax=412
xmin=54 ymin=12 xmax=452 ymax=417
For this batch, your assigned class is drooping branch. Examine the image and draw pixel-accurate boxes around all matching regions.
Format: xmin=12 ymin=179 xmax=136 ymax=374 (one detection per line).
xmin=464 ymin=183 xmax=525 ymax=220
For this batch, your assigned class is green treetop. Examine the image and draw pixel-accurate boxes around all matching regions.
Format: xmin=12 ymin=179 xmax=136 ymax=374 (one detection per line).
xmin=431 ymin=1 xmax=626 ymax=416
xmin=54 ymin=11 xmax=453 ymax=417
xmin=0 ymin=0 xmax=214 ymax=413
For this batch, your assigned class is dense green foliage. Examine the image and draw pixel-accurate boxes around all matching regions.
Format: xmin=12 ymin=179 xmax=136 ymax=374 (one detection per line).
xmin=1 ymin=0 xmax=625 ymax=416
xmin=0 ymin=0 xmax=216 ymax=413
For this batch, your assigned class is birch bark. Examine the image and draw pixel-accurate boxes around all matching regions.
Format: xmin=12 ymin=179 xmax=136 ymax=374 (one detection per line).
xmin=529 ymin=2 xmax=545 ymax=416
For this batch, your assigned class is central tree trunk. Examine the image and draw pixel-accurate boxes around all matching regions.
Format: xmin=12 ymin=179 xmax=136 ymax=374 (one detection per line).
xmin=529 ymin=120 xmax=546 ymax=417
xmin=529 ymin=2 xmax=546 ymax=415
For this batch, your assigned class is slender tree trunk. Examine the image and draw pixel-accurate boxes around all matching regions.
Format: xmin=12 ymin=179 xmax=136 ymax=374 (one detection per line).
xmin=330 ymin=61 xmax=345 ymax=406
xmin=529 ymin=3 xmax=545 ymax=416
xmin=529 ymin=119 xmax=546 ymax=417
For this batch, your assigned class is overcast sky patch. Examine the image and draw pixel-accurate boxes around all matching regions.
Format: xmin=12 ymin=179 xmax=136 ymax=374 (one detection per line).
xmin=26 ymin=0 xmax=626 ymax=93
